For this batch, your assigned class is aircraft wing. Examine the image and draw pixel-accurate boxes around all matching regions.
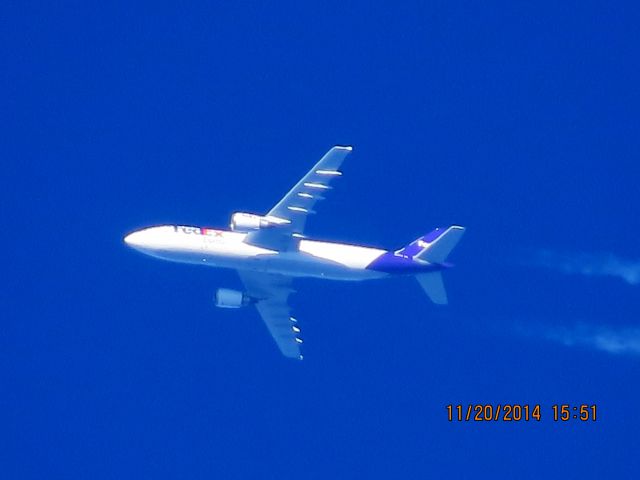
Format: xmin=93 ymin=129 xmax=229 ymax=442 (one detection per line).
xmin=237 ymin=270 xmax=303 ymax=360
xmin=245 ymin=145 xmax=352 ymax=251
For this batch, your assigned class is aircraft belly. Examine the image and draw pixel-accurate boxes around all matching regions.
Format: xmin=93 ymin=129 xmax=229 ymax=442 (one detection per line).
xmin=137 ymin=237 xmax=385 ymax=280
xmin=236 ymin=252 xmax=384 ymax=280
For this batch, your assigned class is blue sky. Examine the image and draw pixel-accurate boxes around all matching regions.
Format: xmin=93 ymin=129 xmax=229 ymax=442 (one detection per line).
xmin=2 ymin=1 xmax=639 ymax=478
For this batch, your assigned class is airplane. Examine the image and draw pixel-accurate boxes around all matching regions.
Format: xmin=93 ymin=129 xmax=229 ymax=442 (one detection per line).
xmin=124 ymin=146 xmax=465 ymax=360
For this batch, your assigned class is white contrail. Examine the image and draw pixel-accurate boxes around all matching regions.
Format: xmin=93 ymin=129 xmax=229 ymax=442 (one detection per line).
xmin=530 ymin=250 xmax=640 ymax=285
xmin=518 ymin=322 xmax=640 ymax=356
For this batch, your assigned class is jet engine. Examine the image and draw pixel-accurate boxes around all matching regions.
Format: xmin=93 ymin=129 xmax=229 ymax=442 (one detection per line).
xmin=215 ymin=288 xmax=251 ymax=308
xmin=229 ymin=212 xmax=271 ymax=232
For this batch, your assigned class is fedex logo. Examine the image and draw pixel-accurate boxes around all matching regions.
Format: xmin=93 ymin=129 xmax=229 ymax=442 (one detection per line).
xmin=174 ymin=225 xmax=224 ymax=237
xmin=174 ymin=225 xmax=202 ymax=235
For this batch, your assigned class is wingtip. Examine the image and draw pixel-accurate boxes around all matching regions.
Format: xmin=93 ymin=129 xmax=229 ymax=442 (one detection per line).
xmin=335 ymin=145 xmax=353 ymax=151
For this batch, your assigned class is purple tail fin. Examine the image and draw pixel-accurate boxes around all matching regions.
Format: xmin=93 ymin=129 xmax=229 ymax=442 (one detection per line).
xmin=396 ymin=226 xmax=465 ymax=263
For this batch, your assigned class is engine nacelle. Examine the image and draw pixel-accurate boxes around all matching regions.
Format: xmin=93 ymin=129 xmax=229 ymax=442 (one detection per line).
xmin=229 ymin=212 xmax=270 ymax=232
xmin=215 ymin=288 xmax=251 ymax=309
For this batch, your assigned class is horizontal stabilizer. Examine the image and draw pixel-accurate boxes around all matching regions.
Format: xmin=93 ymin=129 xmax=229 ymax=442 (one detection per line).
xmin=416 ymin=272 xmax=448 ymax=305
xmin=414 ymin=226 xmax=465 ymax=264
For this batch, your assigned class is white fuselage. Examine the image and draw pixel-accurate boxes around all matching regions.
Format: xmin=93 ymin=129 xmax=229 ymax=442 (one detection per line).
xmin=124 ymin=225 xmax=389 ymax=281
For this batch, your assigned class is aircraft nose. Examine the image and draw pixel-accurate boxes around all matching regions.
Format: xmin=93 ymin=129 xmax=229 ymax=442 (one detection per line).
xmin=124 ymin=231 xmax=144 ymax=247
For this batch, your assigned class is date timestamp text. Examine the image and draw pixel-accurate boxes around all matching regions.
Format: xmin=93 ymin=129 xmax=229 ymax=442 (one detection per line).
xmin=446 ymin=404 xmax=597 ymax=422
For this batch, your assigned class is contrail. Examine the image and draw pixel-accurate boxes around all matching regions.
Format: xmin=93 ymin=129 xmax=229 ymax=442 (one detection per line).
xmin=517 ymin=322 xmax=640 ymax=356
xmin=529 ymin=250 xmax=640 ymax=285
